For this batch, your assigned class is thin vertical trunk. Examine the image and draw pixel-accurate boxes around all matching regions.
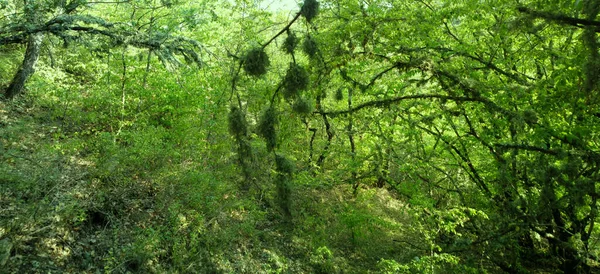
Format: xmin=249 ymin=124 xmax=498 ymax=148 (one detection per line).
xmin=316 ymin=92 xmax=334 ymax=168
xmin=348 ymin=88 xmax=358 ymax=196
xmin=3 ymin=32 xmax=44 ymax=100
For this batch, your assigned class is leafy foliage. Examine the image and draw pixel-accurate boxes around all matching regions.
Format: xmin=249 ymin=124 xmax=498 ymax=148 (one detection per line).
xmin=2 ymin=0 xmax=600 ymax=273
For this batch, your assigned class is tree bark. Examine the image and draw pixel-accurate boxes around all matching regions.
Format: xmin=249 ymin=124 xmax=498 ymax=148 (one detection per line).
xmin=3 ymin=32 xmax=44 ymax=100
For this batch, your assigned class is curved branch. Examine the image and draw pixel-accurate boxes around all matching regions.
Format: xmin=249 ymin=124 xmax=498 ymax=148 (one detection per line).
xmin=494 ymin=144 xmax=560 ymax=155
xmin=517 ymin=6 xmax=600 ymax=31
xmin=318 ymin=93 xmax=488 ymax=117
xmin=339 ymin=60 xmax=422 ymax=92
xmin=261 ymin=12 xmax=302 ymax=49
xmin=2 ymin=15 xmax=203 ymax=64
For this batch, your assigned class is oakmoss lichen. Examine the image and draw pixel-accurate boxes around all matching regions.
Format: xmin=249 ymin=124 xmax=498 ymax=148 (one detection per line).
xmin=258 ymin=107 xmax=278 ymax=151
xmin=242 ymin=48 xmax=270 ymax=76
xmin=283 ymin=63 xmax=309 ymax=99
xmin=303 ymin=35 xmax=318 ymax=58
xmin=283 ymin=31 xmax=298 ymax=54
xmin=228 ymin=106 xmax=247 ymax=137
xmin=301 ymin=0 xmax=319 ymax=23
xmin=292 ymin=97 xmax=312 ymax=115
xmin=275 ymin=153 xmax=295 ymax=174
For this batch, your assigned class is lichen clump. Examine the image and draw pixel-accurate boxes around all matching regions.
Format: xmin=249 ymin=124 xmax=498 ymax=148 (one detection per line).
xmin=301 ymin=0 xmax=319 ymax=23
xmin=335 ymin=88 xmax=344 ymax=101
xmin=283 ymin=63 xmax=309 ymax=99
xmin=283 ymin=31 xmax=298 ymax=54
xmin=303 ymin=35 xmax=318 ymax=58
xmin=228 ymin=106 xmax=247 ymax=137
xmin=242 ymin=48 xmax=270 ymax=76
xmin=275 ymin=154 xmax=295 ymax=174
xmin=292 ymin=97 xmax=312 ymax=114
xmin=258 ymin=107 xmax=278 ymax=151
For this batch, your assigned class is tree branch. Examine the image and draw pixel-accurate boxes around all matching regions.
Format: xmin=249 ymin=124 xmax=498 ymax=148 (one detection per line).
xmin=517 ymin=6 xmax=600 ymax=31
xmin=319 ymin=93 xmax=487 ymax=117
xmin=1 ymin=15 xmax=203 ymax=67
xmin=494 ymin=144 xmax=560 ymax=155
xmin=261 ymin=12 xmax=302 ymax=49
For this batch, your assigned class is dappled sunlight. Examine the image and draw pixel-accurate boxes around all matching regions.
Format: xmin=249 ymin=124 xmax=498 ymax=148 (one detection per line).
xmin=2 ymin=0 xmax=600 ymax=272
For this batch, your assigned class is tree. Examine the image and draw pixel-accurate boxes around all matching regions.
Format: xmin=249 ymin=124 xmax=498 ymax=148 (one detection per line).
xmin=231 ymin=0 xmax=600 ymax=272
xmin=315 ymin=0 xmax=600 ymax=272
xmin=0 ymin=0 xmax=203 ymax=100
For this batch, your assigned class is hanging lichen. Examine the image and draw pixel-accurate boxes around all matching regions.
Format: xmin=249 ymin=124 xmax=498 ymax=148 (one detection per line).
xmin=276 ymin=175 xmax=292 ymax=218
xmin=283 ymin=63 xmax=309 ymax=99
xmin=292 ymin=97 xmax=312 ymax=115
xmin=302 ymin=35 xmax=318 ymax=58
xmin=335 ymin=88 xmax=344 ymax=101
xmin=523 ymin=109 xmax=538 ymax=125
xmin=283 ymin=30 xmax=298 ymax=54
xmin=229 ymin=106 xmax=253 ymax=189
xmin=274 ymin=153 xmax=294 ymax=218
xmin=242 ymin=47 xmax=270 ymax=76
xmin=258 ymin=106 xmax=278 ymax=151
xmin=237 ymin=138 xmax=254 ymax=163
xmin=275 ymin=153 xmax=295 ymax=175
xmin=301 ymin=0 xmax=319 ymax=23
xmin=228 ymin=106 xmax=247 ymax=138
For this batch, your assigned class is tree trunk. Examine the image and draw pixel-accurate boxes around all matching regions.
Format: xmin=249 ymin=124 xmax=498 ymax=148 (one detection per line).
xmin=3 ymin=32 xmax=44 ymax=100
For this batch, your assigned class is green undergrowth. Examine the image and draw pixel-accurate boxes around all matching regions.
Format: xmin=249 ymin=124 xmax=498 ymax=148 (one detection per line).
xmin=1 ymin=94 xmax=472 ymax=273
